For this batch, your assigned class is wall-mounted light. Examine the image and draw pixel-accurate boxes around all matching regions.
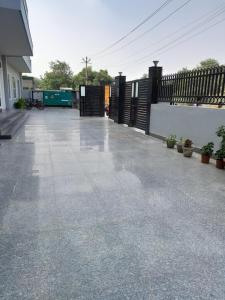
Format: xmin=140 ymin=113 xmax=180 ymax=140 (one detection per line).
xmin=153 ymin=60 xmax=159 ymax=67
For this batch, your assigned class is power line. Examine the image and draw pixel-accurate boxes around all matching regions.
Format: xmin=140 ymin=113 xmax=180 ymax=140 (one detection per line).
xmin=111 ymin=6 xmax=225 ymax=70
xmin=92 ymin=0 xmax=174 ymax=57
xmin=118 ymin=3 xmax=225 ymax=63
xmin=121 ymin=16 xmax=225 ymax=74
xmin=134 ymin=7 xmax=225 ymax=64
xmin=95 ymin=0 xmax=192 ymax=60
xmin=153 ymin=17 xmax=225 ymax=59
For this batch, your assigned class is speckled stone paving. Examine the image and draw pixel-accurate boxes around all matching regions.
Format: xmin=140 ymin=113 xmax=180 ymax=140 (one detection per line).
xmin=0 ymin=108 xmax=225 ymax=300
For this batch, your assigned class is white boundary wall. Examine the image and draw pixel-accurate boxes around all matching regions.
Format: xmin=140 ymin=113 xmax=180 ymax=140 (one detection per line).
xmin=150 ymin=103 xmax=225 ymax=150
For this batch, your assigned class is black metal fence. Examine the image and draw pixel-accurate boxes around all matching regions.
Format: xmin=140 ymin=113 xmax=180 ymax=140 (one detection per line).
xmin=109 ymin=77 xmax=151 ymax=133
xmin=108 ymin=64 xmax=225 ymax=135
xmin=158 ymin=66 xmax=225 ymax=105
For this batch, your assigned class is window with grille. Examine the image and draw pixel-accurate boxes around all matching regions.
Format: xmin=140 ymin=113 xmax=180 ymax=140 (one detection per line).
xmin=0 ymin=78 xmax=2 ymax=107
xmin=17 ymin=80 xmax=20 ymax=97
xmin=12 ymin=77 xmax=17 ymax=98
xmin=8 ymin=75 xmax=11 ymax=98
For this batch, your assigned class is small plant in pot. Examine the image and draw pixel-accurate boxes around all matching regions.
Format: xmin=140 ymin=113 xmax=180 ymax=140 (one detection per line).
xmin=201 ymin=142 xmax=214 ymax=164
xmin=215 ymin=148 xmax=225 ymax=170
xmin=177 ymin=137 xmax=184 ymax=153
xmin=166 ymin=135 xmax=176 ymax=149
xmin=183 ymin=139 xmax=193 ymax=158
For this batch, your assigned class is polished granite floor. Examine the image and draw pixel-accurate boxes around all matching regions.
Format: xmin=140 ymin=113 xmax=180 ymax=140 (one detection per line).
xmin=0 ymin=108 xmax=225 ymax=300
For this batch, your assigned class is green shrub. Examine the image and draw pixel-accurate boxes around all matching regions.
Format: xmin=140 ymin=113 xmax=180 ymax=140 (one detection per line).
xmin=216 ymin=126 xmax=225 ymax=138
xmin=14 ymin=98 xmax=26 ymax=109
xmin=216 ymin=125 xmax=225 ymax=150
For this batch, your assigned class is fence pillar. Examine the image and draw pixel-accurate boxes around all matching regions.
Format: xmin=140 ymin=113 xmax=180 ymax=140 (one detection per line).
xmin=145 ymin=63 xmax=162 ymax=135
xmin=114 ymin=73 xmax=126 ymax=124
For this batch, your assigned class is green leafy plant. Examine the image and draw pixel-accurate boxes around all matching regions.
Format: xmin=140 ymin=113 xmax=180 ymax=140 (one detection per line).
xmin=216 ymin=126 xmax=225 ymax=138
xmin=216 ymin=126 xmax=225 ymax=150
xmin=201 ymin=142 xmax=214 ymax=156
xmin=166 ymin=135 xmax=176 ymax=149
xmin=215 ymin=148 xmax=225 ymax=160
xmin=166 ymin=135 xmax=176 ymax=142
xmin=14 ymin=98 xmax=26 ymax=109
xmin=183 ymin=139 xmax=193 ymax=148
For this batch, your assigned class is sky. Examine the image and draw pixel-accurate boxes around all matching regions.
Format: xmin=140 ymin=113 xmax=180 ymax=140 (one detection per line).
xmin=27 ymin=0 xmax=225 ymax=80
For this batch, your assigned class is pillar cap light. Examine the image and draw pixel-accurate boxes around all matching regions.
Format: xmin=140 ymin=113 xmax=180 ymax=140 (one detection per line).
xmin=118 ymin=72 xmax=123 ymax=76
xmin=153 ymin=60 xmax=159 ymax=67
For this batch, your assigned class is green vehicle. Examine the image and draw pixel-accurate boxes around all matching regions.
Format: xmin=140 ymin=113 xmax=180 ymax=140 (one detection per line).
xmin=43 ymin=90 xmax=73 ymax=107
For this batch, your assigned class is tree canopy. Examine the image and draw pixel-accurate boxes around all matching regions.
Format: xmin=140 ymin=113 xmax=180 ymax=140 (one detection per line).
xmin=73 ymin=67 xmax=112 ymax=89
xmin=39 ymin=61 xmax=73 ymax=90
xmin=196 ymin=58 xmax=220 ymax=69
xmin=141 ymin=73 xmax=148 ymax=79
xmin=38 ymin=60 xmax=113 ymax=90
xmin=178 ymin=58 xmax=221 ymax=73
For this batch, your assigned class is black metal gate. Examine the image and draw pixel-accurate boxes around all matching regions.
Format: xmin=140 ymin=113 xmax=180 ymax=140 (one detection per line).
xmin=109 ymin=82 xmax=117 ymax=121
xmin=80 ymin=85 xmax=105 ymax=117
xmin=109 ymin=75 xmax=151 ymax=134
xmin=109 ymin=75 xmax=126 ymax=123
xmin=124 ymin=79 xmax=150 ymax=131
xmin=124 ymin=81 xmax=132 ymax=125
xmin=135 ymin=78 xmax=150 ymax=131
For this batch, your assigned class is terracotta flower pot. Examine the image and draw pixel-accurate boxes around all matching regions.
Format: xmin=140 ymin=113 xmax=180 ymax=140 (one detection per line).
xmin=177 ymin=144 xmax=183 ymax=153
xmin=201 ymin=154 xmax=210 ymax=164
xmin=183 ymin=147 xmax=193 ymax=158
xmin=216 ymin=159 xmax=224 ymax=170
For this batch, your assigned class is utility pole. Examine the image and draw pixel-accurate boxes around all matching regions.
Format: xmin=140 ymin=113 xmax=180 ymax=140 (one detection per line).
xmin=81 ymin=56 xmax=91 ymax=85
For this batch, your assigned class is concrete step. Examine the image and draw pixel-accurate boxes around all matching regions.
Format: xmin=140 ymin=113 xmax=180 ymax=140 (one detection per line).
xmin=0 ymin=110 xmax=29 ymax=139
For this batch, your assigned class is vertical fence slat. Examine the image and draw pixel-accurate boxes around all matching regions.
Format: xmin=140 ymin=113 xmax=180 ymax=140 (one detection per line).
xmin=216 ymin=67 xmax=222 ymax=97
xmin=157 ymin=66 xmax=225 ymax=105
xmin=221 ymin=67 xmax=225 ymax=98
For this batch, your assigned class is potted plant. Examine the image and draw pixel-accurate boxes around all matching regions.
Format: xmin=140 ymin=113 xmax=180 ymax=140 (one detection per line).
xmin=177 ymin=137 xmax=184 ymax=153
xmin=183 ymin=139 xmax=193 ymax=157
xmin=201 ymin=142 xmax=214 ymax=164
xmin=215 ymin=148 xmax=225 ymax=169
xmin=14 ymin=98 xmax=26 ymax=109
xmin=166 ymin=135 xmax=176 ymax=149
